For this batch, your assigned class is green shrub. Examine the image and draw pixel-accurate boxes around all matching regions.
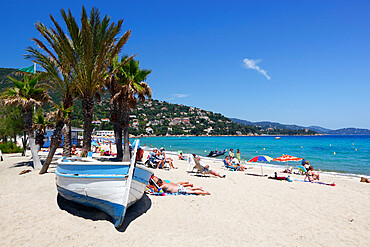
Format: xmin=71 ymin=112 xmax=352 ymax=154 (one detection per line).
xmin=0 ymin=142 xmax=23 ymax=153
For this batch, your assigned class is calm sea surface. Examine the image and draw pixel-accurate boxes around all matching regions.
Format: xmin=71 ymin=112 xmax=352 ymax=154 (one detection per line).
xmin=138 ymin=135 xmax=370 ymax=176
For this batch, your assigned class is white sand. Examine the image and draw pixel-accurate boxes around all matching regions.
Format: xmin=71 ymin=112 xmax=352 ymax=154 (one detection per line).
xmin=0 ymin=151 xmax=369 ymax=246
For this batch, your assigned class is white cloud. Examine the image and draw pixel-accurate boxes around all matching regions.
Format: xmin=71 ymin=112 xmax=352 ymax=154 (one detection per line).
xmin=169 ymin=93 xmax=189 ymax=100
xmin=243 ymin=58 xmax=271 ymax=80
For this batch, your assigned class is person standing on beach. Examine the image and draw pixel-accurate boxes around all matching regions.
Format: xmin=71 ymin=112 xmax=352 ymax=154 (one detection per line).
xmin=236 ymin=149 xmax=241 ymax=162
xmin=229 ymin=148 xmax=235 ymax=159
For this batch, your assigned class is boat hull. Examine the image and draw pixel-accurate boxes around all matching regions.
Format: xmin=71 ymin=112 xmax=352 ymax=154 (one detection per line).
xmin=55 ymin=159 xmax=153 ymax=227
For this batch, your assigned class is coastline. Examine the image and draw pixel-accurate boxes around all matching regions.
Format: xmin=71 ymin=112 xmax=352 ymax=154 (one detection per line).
xmin=0 ymin=150 xmax=369 ymax=246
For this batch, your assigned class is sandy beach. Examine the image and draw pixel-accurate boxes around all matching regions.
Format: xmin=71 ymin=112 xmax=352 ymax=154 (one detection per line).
xmin=0 ymin=150 xmax=369 ymax=247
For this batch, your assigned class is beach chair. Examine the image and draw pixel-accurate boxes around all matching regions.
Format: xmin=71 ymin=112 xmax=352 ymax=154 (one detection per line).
xmin=187 ymin=155 xmax=210 ymax=176
xmin=223 ymin=159 xmax=237 ymax=171
xmin=87 ymin=151 xmax=93 ymax=159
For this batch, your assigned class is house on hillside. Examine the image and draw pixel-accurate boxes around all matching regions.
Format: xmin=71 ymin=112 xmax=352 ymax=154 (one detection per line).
xmin=145 ymin=127 xmax=153 ymax=135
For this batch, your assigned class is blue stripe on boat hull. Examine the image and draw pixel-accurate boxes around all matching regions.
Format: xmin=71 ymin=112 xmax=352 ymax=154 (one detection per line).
xmin=57 ymin=185 xmax=124 ymax=226
xmin=56 ymin=165 xmax=152 ymax=185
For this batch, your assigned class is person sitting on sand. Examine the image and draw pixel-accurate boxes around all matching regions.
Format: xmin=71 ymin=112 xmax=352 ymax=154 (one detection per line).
xmin=150 ymin=176 xmax=210 ymax=195
xmin=225 ymin=156 xmax=245 ymax=171
xmin=192 ymin=154 xmax=226 ymax=178
xmin=178 ymin=152 xmax=186 ymax=160
xmin=282 ymin=166 xmax=293 ymax=174
xmin=305 ymin=166 xmax=320 ymax=182
xmin=158 ymin=148 xmax=176 ymax=169
xmin=148 ymin=149 xmax=165 ymax=169
xmin=71 ymin=145 xmax=77 ymax=155
xmin=304 ymin=161 xmax=310 ymax=172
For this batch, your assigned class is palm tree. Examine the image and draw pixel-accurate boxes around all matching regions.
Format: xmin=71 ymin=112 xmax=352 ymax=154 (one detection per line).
xmin=116 ymin=58 xmax=152 ymax=161
xmin=34 ymin=109 xmax=49 ymax=150
xmin=26 ymin=6 xmax=131 ymax=156
xmin=39 ymin=105 xmax=70 ymax=174
xmin=26 ymin=33 xmax=75 ymax=159
xmin=1 ymin=74 xmax=50 ymax=169
xmin=105 ymin=55 xmax=135 ymax=160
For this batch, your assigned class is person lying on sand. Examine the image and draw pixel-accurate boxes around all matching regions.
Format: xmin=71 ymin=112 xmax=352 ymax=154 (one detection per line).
xmin=304 ymin=166 xmax=320 ymax=182
xmin=150 ymin=175 xmax=210 ymax=195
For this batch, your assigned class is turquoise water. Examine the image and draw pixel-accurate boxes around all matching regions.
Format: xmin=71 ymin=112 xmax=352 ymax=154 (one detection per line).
xmin=139 ymin=135 xmax=370 ymax=176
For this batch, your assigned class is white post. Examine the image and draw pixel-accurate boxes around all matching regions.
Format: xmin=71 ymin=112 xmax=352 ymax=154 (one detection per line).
xmin=34 ymin=63 xmax=36 ymax=73
xmin=0 ymin=150 xmax=3 ymax=161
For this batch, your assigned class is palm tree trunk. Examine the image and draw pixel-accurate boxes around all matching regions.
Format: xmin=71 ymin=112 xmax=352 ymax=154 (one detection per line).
xmin=114 ymin=123 xmax=123 ymax=161
xmin=123 ymin=126 xmax=130 ymax=162
xmin=40 ymin=120 xmax=64 ymax=174
xmin=29 ymin=134 xmax=42 ymax=169
xmin=63 ymin=120 xmax=72 ymax=157
xmin=24 ymin=110 xmax=42 ymax=169
xmin=22 ymin=131 xmax=27 ymax=156
xmin=81 ymin=96 xmax=94 ymax=156
xmin=122 ymin=106 xmax=130 ymax=162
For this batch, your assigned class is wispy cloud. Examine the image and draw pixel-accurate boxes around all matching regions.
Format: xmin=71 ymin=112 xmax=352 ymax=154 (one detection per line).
xmin=169 ymin=93 xmax=189 ymax=100
xmin=243 ymin=58 xmax=271 ymax=80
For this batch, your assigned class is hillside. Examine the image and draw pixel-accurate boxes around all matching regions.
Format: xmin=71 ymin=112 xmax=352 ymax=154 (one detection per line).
xmin=231 ymin=118 xmax=370 ymax=135
xmin=327 ymin=128 xmax=370 ymax=135
xmin=7 ymin=67 xmax=368 ymax=136
xmin=0 ymin=68 xmax=22 ymax=91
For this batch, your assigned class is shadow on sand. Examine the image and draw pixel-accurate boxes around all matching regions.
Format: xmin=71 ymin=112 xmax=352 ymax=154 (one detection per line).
xmin=57 ymin=194 xmax=152 ymax=232
xmin=13 ymin=160 xmax=35 ymax=168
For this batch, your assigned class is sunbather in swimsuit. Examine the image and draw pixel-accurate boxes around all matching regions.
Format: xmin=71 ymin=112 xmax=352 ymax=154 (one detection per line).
xmin=150 ymin=175 xmax=210 ymax=195
xmin=177 ymin=184 xmax=187 ymax=194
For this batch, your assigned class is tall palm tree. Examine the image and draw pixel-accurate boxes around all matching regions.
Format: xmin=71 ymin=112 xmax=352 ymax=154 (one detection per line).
xmin=26 ymin=33 xmax=75 ymax=160
xmin=26 ymin=6 xmax=131 ymax=156
xmin=116 ymin=58 xmax=152 ymax=161
xmin=105 ymin=55 xmax=135 ymax=160
xmin=1 ymin=74 xmax=50 ymax=169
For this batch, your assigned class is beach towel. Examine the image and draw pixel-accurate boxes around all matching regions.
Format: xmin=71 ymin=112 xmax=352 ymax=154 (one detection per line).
xmin=294 ymin=179 xmax=335 ymax=186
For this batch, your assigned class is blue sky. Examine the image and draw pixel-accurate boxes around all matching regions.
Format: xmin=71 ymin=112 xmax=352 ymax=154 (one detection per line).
xmin=1 ymin=0 xmax=369 ymax=129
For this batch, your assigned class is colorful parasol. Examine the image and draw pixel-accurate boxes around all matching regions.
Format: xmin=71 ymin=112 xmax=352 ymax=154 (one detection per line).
xmin=248 ymin=155 xmax=273 ymax=162
xmin=273 ymin=154 xmax=302 ymax=162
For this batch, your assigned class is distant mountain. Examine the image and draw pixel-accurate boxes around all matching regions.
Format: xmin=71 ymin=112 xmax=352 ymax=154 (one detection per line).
xmin=231 ymin=118 xmax=370 ymax=135
xmin=327 ymin=128 xmax=370 ymax=135
xmin=230 ymin=118 xmax=311 ymax=131
xmin=307 ymin=126 xmax=331 ymax=133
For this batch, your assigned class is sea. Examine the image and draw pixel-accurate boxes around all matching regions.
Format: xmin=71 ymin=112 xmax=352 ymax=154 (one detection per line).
xmin=138 ymin=135 xmax=370 ymax=177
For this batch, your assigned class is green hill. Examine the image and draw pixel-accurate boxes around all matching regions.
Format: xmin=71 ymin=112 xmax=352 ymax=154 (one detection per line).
xmin=0 ymin=67 xmax=318 ymax=136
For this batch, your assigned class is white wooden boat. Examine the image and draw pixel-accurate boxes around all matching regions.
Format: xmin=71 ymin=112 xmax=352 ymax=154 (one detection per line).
xmin=55 ymin=141 xmax=152 ymax=228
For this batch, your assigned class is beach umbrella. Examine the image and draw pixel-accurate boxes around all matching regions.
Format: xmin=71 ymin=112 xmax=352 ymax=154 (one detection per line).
xmin=273 ymin=154 xmax=302 ymax=162
xmin=248 ymin=155 xmax=273 ymax=163
xmin=273 ymin=154 xmax=302 ymax=172
xmin=247 ymin=155 xmax=273 ymax=176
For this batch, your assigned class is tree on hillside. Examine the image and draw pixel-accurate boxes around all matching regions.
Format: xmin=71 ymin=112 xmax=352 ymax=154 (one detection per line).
xmin=1 ymin=74 xmax=49 ymax=169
